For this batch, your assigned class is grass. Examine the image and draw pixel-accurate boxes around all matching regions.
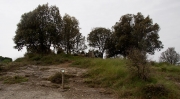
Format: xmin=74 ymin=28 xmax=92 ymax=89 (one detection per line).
xmin=1 ymin=53 xmax=180 ymax=98
xmin=14 ymin=53 xmax=73 ymax=66
xmin=1 ymin=76 xmax=28 ymax=84
xmin=71 ymin=57 xmax=180 ymax=99
xmin=0 ymin=62 xmax=28 ymax=72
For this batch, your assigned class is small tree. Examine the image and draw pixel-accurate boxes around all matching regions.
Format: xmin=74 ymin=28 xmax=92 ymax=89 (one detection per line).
xmin=159 ymin=47 xmax=180 ymax=65
xmin=61 ymin=14 xmax=84 ymax=54
xmin=127 ymin=48 xmax=150 ymax=80
xmin=87 ymin=27 xmax=112 ymax=56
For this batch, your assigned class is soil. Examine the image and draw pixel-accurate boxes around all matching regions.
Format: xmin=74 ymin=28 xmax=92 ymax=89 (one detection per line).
xmin=0 ymin=63 xmax=117 ymax=99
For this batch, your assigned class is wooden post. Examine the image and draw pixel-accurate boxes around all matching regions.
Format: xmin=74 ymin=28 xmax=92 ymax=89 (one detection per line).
xmin=61 ymin=69 xmax=65 ymax=89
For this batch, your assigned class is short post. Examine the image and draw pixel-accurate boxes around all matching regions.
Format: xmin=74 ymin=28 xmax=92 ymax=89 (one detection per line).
xmin=61 ymin=69 xmax=65 ymax=89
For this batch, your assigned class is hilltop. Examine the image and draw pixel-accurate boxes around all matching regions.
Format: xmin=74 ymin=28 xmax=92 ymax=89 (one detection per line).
xmin=0 ymin=53 xmax=180 ymax=99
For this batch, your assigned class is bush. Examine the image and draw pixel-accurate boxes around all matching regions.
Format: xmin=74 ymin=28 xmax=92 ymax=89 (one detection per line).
xmin=49 ymin=72 xmax=62 ymax=84
xmin=0 ymin=56 xmax=12 ymax=63
xmin=49 ymin=72 xmax=75 ymax=84
xmin=0 ymin=65 xmax=3 ymax=72
xmin=127 ymin=49 xmax=150 ymax=81
xmin=142 ymin=84 xmax=169 ymax=99
xmin=57 ymin=48 xmax=64 ymax=54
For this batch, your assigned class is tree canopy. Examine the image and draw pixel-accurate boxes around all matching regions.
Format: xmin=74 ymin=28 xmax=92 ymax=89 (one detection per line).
xmin=111 ymin=12 xmax=163 ymax=57
xmin=14 ymin=4 xmax=63 ymax=54
xmin=14 ymin=4 xmax=86 ymax=54
xmin=62 ymin=14 xmax=87 ymax=54
xmin=14 ymin=6 xmax=163 ymax=58
xmin=87 ymin=27 xmax=112 ymax=54
xmin=159 ymin=47 xmax=180 ymax=65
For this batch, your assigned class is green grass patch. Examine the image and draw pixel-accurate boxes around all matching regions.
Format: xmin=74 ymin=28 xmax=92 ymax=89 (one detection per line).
xmin=71 ymin=57 xmax=180 ymax=99
xmin=14 ymin=53 xmax=74 ymax=66
xmin=2 ymin=76 xmax=28 ymax=84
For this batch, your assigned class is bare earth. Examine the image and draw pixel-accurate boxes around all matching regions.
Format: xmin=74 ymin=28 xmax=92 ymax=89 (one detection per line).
xmin=0 ymin=63 xmax=117 ymax=99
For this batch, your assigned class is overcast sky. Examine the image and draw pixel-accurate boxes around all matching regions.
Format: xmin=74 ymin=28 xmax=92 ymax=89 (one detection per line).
xmin=0 ymin=0 xmax=180 ymax=61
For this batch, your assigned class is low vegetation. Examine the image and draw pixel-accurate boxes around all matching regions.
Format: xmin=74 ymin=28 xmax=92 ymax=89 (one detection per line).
xmin=1 ymin=53 xmax=180 ymax=98
xmin=14 ymin=53 xmax=72 ymax=65
xmin=0 ymin=76 xmax=28 ymax=84
xmin=0 ymin=56 xmax=12 ymax=63
xmin=49 ymin=72 xmax=75 ymax=84
xmin=71 ymin=57 xmax=180 ymax=99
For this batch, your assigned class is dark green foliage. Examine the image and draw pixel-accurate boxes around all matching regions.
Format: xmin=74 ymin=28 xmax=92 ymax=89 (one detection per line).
xmin=160 ymin=47 xmax=180 ymax=65
xmin=0 ymin=65 xmax=3 ymax=72
xmin=72 ymin=33 xmax=87 ymax=54
xmin=49 ymin=72 xmax=62 ymax=84
xmin=105 ymin=33 xmax=118 ymax=57
xmin=0 ymin=56 xmax=12 ymax=63
xmin=49 ymin=72 xmax=75 ymax=84
xmin=57 ymin=48 xmax=64 ymax=54
xmin=14 ymin=53 xmax=70 ymax=65
xmin=112 ymin=12 xmax=163 ymax=57
xmin=161 ymin=67 xmax=167 ymax=72
xmin=14 ymin=4 xmax=63 ymax=54
xmin=14 ymin=4 xmax=86 ymax=55
xmin=87 ymin=27 xmax=112 ymax=55
xmin=142 ymin=84 xmax=169 ymax=99
xmin=62 ymin=14 xmax=87 ymax=54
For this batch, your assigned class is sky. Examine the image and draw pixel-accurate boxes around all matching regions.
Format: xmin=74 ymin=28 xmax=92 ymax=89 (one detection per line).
xmin=0 ymin=0 xmax=180 ymax=61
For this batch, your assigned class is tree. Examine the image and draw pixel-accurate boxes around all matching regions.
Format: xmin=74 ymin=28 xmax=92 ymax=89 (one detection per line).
xmin=159 ymin=47 xmax=180 ymax=65
xmin=105 ymin=33 xmax=119 ymax=57
xmin=14 ymin=4 xmax=63 ymax=54
xmin=87 ymin=27 xmax=112 ymax=56
xmin=61 ymin=14 xmax=86 ymax=54
xmin=72 ymin=33 xmax=87 ymax=54
xmin=112 ymin=12 xmax=163 ymax=57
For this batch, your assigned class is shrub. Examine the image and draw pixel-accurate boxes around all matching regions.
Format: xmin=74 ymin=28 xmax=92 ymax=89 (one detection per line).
xmin=57 ymin=48 xmax=64 ymax=54
xmin=161 ymin=67 xmax=167 ymax=72
xmin=0 ymin=65 xmax=3 ymax=72
xmin=49 ymin=72 xmax=62 ymax=84
xmin=142 ymin=84 xmax=169 ymax=99
xmin=49 ymin=72 xmax=75 ymax=84
xmin=127 ymin=49 xmax=150 ymax=81
xmin=0 ymin=56 xmax=12 ymax=63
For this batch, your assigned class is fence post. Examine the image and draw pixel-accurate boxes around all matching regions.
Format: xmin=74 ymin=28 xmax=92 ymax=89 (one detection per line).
xmin=61 ymin=69 xmax=65 ymax=89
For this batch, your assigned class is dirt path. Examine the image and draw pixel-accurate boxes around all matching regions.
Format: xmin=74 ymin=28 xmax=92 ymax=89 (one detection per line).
xmin=0 ymin=63 xmax=116 ymax=99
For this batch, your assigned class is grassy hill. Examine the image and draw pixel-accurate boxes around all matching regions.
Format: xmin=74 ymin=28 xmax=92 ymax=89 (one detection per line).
xmin=72 ymin=57 xmax=180 ymax=99
xmin=1 ymin=54 xmax=180 ymax=99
